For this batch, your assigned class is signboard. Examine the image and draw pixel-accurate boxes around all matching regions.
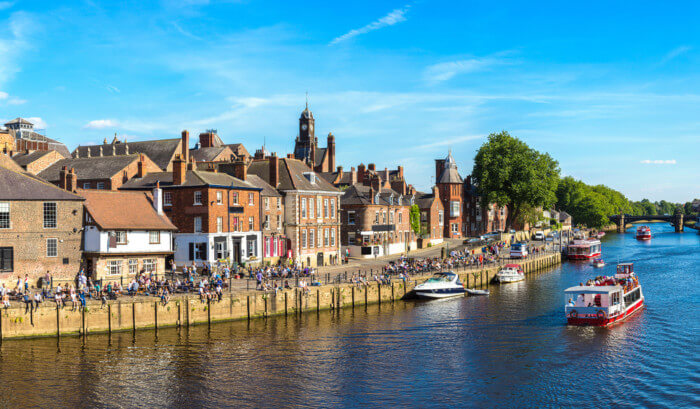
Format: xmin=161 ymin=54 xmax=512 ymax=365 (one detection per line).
xmin=372 ymin=224 xmax=395 ymax=232
xmin=229 ymin=206 xmax=245 ymax=213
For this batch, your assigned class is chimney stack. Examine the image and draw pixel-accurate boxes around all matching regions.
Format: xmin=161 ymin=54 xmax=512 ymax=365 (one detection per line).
xmin=233 ymin=159 xmax=247 ymax=181
xmin=125 ymin=143 xmax=129 ymax=155
xmin=432 ymin=185 xmax=440 ymax=200
xmin=173 ymin=154 xmax=186 ymax=185
xmin=369 ymin=186 xmax=375 ymax=204
xmin=137 ymin=154 xmax=146 ymax=178
xmin=67 ymin=168 xmax=77 ymax=192
xmin=327 ymin=132 xmax=336 ymax=171
xmin=368 ymin=163 xmax=376 ymax=172
xmin=99 ymin=146 xmax=103 ymax=157
xmin=435 ymin=159 xmax=445 ymax=181
xmin=181 ymin=130 xmax=190 ymax=163
xmin=152 ymin=181 xmax=164 ymax=215
xmin=269 ymin=153 xmax=279 ymax=187
xmin=358 ymin=164 xmax=366 ymax=185
xmin=75 ymin=147 xmax=80 ymax=158
xmin=59 ymin=166 xmax=68 ymax=190
xmin=384 ymin=167 xmax=389 ymax=182
xmin=398 ymin=166 xmax=404 ymax=180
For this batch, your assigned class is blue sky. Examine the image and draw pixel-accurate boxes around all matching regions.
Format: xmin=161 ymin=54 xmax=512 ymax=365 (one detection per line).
xmin=1 ymin=0 xmax=698 ymax=202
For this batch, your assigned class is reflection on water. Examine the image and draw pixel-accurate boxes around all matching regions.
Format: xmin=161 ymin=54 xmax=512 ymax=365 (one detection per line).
xmin=0 ymin=223 xmax=698 ymax=408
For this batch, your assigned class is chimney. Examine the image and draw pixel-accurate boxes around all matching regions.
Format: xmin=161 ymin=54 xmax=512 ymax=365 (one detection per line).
xmin=125 ymin=143 xmax=129 ymax=155
xmin=137 ymin=154 xmax=146 ymax=177
xmin=99 ymin=145 xmax=103 ymax=157
xmin=432 ymin=185 xmax=440 ymax=200
xmin=187 ymin=155 xmax=196 ymax=170
xmin=384 ymin=167 xmax=389 ymax=181
xmin=337 ymin=166 xmax=343 ymax=179
xmin=310 ymin=142 xmax=316 ymax=167
xmin=59 ymin=166 xmax=68 ymax=190
xmin=398 ymin=166 xmax=404 ymax=180
xmin=181 ymin=130 xmax=190 ymax=163
xmin=152 ymin=181 xmax=163 ymax=215
xmin=199 ymin=132 xmax=215 ymax=148
xmin=391 ymin=180 xmax=406 ymax=195
xmin=327 ymin=133 xmax=335 ymax=171
xmin=287 ymin=153 xmax=294 ymax=159
xmin=358 ymin=164 xmax=366 ymax=185
xmin=233 ymin=159 xmax=247 ymax=181
xmin=368 ymin=163 xmax=376 ymax=172
xmin=370 ymin=175 xmax=381 ymax=191
xmin=350 ymin=167 xmax=357 ymax=185
xmin=67 ymin=168 xmax=77 ymax=192
xmin=173 ymin=154 xmax=186 ymax=185
xmin=369 ymin=186 xmax=375 ymax=204
xmin=269 ymin=154 xmax=279 ymax=187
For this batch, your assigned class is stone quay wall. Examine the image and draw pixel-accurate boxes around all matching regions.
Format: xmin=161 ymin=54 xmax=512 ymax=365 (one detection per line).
xmin=0 ymin=252 xmax=562 ymax=340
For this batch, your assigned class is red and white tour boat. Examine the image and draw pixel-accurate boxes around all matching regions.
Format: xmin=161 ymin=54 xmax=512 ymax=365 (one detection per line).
xmin=564 ymin=263 xmax=644 ymax=327
xmin=566 ymin=239 xmax=602 ymax=260
xmin=636 ymin=225 xmax=652 ymax=240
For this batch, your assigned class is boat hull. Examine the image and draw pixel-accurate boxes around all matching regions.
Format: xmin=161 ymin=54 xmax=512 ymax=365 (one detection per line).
xmin=636 ymin=235 xmax=651 ymax=241
xmin=495 ymin=275 xmax=524 ymax=283
xmin=567 ymin=251 xmax=602 ymax=260
xmin=415 ymin=287 xmax=466 ymax=299
xmin=567 ymin=298 xmax=644 ymax=327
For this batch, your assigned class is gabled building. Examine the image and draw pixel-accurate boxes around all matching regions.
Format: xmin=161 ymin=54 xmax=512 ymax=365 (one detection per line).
xmin=248 ymin=155 xmax=342 ymax=267
xmin=415 ymin=186 xmax=445 ymax=246
xmin=80 ymin=189 xmax=177 ymax=281
xmin=464 ymin=175 xmax=508 ymax=236
xmin=246 ymin=174 xmax=287 ymax=265
xmin=3 ymin=118 xmax=72 ymax=158
xmin=72 ymin=134 xmax=183 ymax=171
xmin=0 ymin=159 xmax=84 ymax=284
xmin=38 ymin=153 xmax=161 ymax=190
xmin=11 ymin=149 xmax=64 ymax=174
xmin=120 ymin=155 xmax=263 ymax=268
xmin=435 ymin=151 xmax=464 ymax=238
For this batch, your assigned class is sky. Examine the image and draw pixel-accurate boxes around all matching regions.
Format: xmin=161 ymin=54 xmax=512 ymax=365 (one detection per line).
xmin=0 ymin=0 xmax=698 ymax=202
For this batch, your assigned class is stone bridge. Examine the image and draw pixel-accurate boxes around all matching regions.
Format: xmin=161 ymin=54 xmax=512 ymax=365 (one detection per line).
xmin=609 ymin=213 xmax=699 ymax=233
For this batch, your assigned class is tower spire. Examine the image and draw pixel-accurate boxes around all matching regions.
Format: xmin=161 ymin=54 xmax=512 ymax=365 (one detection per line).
xmin=305 ymin=91 xmax=308 ymax=110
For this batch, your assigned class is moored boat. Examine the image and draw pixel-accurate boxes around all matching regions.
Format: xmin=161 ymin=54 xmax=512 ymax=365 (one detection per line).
xmin=414 ymin=272 xmax=466 ymax=299
xmin=495 ymin=264 xmax=524 ymax=283
xmin=566 ymin=239 xmax=602 ymax=260
xmin=636 ymin=225 xmax=652 ymax=240
xmin=564 ymin=263 xmax=644 ymax=327
xmin=592 ymin=258 xmax=605 ymax=268
xmin=597 ymin=232 xmax=606 ymax=239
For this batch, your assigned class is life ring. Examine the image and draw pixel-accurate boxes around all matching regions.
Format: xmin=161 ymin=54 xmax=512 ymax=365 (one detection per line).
xmin=596 ymin=310 xmax=606 ymax=320
xmin=569 ymin=310 xmax=578 ymax=318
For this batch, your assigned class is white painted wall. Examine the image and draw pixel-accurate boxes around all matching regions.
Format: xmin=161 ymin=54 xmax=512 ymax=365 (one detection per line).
xmin=173 ymin=231 xmax=262 ymax=268
xmin=84 ymin=227 xmax=172 ymax=253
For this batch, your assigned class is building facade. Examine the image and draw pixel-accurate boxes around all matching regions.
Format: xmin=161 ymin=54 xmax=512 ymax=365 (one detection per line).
xmin=435 ymin=151 xmax=464 ymax=239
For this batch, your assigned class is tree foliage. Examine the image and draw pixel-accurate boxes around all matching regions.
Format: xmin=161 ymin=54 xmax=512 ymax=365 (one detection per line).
xmin=555 ymin=177 xmax=632 ymax=229
xmin=472 ymin=131 xmax=560 ymax=229
xmin=409 ymin=204 xmax=421 ymax=235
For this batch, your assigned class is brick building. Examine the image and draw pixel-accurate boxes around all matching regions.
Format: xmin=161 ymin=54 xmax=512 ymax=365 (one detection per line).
xmin=435 ymin=151 xmax=464 ymax=239
xmin=3 ymin=118 xmax=72 ymax=158
xmin=247 ymin=174 xmax=287 ymax=265
xmin=463 ymin=175 xmax=509 ymax=236
xmin=11 ymin=149 xmax=64 ymax=174
xmin=39 ymin=153 xmax=161 ymax=190
xmin=80 ymin=188 xmax=176 ymax=281
xmin=72 ymin=135 xmax=183 ymax=171
xmin=0 ymin=161 xmax=84 ymax=285
xmin=293 ymin=104 xmax=336 ymax=173
xmin=248 ymin=155 xmax=342 ymax=267
xmin=415 ymin=186 xmax=445 ymax=245
xmin=189 ymin=130 xmax=240 ymax=165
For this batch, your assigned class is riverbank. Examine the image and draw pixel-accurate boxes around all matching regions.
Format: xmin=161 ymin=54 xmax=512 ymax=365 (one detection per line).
xmin=0 ymin=252 xmax=562 ymax=340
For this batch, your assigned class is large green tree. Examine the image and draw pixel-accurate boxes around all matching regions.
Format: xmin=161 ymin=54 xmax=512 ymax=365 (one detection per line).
xmin=472 ymin=131 xmax=560 ymax=229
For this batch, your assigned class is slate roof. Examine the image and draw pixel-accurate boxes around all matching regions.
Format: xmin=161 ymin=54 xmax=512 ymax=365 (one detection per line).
xmin=226 ymin=143 xmax=250 ymax=158
xmin=314 ymin=147 xmax=327 ymax=167
xmin=0 ymin=165 xmax=84 ymax=201
xmin=249 ymin=158 xmax=339 ymax=193
xmin=12 ymin=150 xmax=54 ymax=167
xmin=72 ymin=139 xmax=181 ymax=170
xmin=120 ymin=170 xmax=259 ymax=190
xmin=246 ymin=174 xmax=281 ymax=197
xmin=80 ymin=190 xmax=176 ymax=231
xmin=341 ymin=184 xmax=407 ymax=206
xmin=437 ymin=151 xmax=463 ymax=184
xmin=559 ymin=211 xmax=572 ymax=222
xmin=414 ymin=191 xmax=437 ymax=209
xmin=189 ymin=146 xmax=233 ymax=162
xmin=4 ymin=118 xmax=33 ymax=126
xmin=39 ymin=154 xmax=142 ymax=182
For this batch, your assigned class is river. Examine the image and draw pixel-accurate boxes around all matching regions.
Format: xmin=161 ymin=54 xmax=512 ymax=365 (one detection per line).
xmin=0 ymin=222 xmax=697 ymax=408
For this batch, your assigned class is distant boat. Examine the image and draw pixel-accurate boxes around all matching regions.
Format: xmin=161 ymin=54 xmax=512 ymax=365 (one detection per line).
xmin=495 ymin=264 xmax=525 ymax=283
xmin=636 ymin=226 xmax=652 ymax=241
xmin=592 ymin=258 xmax=605 ymax=268
xmin=566 ymin=239 xmax=602 ymax=260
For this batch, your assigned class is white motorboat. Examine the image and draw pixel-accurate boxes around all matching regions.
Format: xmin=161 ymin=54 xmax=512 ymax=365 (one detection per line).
xmin=592 ymin=258 xmax=605 ymax=268
xmin=466 ymin=288 xmax=490 ymax=296
xmin=495 ymin=264 xmax=525 ymax=283
xmin=414 ymin=272 xmax=466 ymax=299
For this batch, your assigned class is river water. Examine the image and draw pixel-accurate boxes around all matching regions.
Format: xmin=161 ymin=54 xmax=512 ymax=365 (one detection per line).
xmin=0 ymin=223 xmax=698 ymax=408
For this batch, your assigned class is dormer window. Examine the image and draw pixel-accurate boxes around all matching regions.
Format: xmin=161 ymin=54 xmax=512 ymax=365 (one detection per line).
xmin=303 ymin=172 xmax=317 ymax=184
xmin=375 ymin=193 xmax=380 ymax=203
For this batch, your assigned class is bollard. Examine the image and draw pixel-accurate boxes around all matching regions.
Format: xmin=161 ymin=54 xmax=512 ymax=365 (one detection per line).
xmin=352 ymin=286 xmax=355 ymax=308
xmin=317 ymin=290 xmax=320 ymax=313
xmin=132 ymin=302 xmax=136 ymax=335
xmin=177 ymin=301 xmax=181 ymax=328
xmin=55 ymin=304 xmax=60 ymax=339
xmin=154 ymin=301 xmax=158 ymax=333
xmin=246 ymin=295 xmax=250 ymax=321
xmin=207 ymin=297 xmax=211 ymax=326
xmin=285 ymin=292 xmax=288 ymax=316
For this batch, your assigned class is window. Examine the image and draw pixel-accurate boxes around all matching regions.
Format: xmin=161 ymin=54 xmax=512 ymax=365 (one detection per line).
xmin=331 ymin=228 xmax=336 ymax=246
xmin=107 ymin=260 xmax=122 ymax=276
xmin=389 ymin=210 xmax=394 ymax=224
xmin=85 ymin=213 xmax=93 ymax=223
xmin=317 ymin=197 xmax=322 ymax=218
xmin=247 ymin=238 xmax=257 ymax=257
xmin=421 ymin=211 xmax=427 ymax=222
xmin=309 ymin=229 xmax=315 ymax=248
xmin=348 ymin=211 xmax=356 ymax=225
xmin=324 ymin=228 xmax=329 ymax=247
xmin=348 ymin=232 xmax=356 ymax=245
xmin=149 ymin=231 xmax=160 ymax=244
xmin=301 ymin=198 xmax=307 ymax=219
xmin=318 ymin=228 xmax=323 ymax=247
xmin=216 ymin=217 xmax=223 ymax=232
xmin=194 ymin=191 xmax=202 ymax=205
xmin=301 ymin=230 xmax=307 ymax=249
xmin=164 ymin=192 xmax=172 ymax=206
xmin=382 ymin=212 xmax=387 ymax=224
xmin=128 ymin=259 xmax=138 ymax=275
xmin=398 ymin=212 xmax=402 ymax=224
xmin=194 ymin=217 xmax=202 ymax=233
xmin=248 ymin=192 xmax=254 ymax=206
xmin=277 ymin=198 xmax=281 ymax=210
xmin=189 ymin=243 xmax=207 ymax=260
xmin=375 ymin=211 xmax=379 ymax=224
xmin=439 ymin=210 xmax=444 ymax=225
xmin=233 ymin=192 xmax=239 ymax=204
xmin=264 ymin=197 xmax=269 ymax=210
xmin=248 ymin=217 xmax=254 ymax=231
xmin=331 ymin=198 xmax=336 ymax=218
xmin=450 ymin=201 xmax=460 ymax=217
xmin=115 ymin=231 xmax=127 ymax=244
xmin=264 ymin=215 xmax=270 ymax=230
xmin=451 ymin=223 xmax=458 ymax=233
xmin=96 ymin=182 xmax=105 ymax=190
xmin=309 ymin=198 xmax=315 ymax=218
xmin=83 ymin=182 xmax=91 ymax=189
xmin=46 ymin=238 xmax=58 ymax=257
xmin=233 ymin=217 xmax=240 ymax=232
xmin=323 ymin=199 xmax=329 ymax=218
xmin=276 ymin=215 xmax=281 ymax=230
xmin=216 ymin=191 xmax=223 ymax=204
xmin=143 ymin=258 xmax=156 ymax=274
xmin=43 ymin=202 xmax=57 ymax=228
xmin=0 ymin=203 xmax=9 ymax=229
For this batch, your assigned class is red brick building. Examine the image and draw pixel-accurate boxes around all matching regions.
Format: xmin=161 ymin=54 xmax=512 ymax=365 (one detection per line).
xmin=415 ymin=186 xmax=445 ymax=245
xmin=39 ymin=153 xmax=161 ymax=190
xmin=435 ymin=151 xmax=464 ymax=239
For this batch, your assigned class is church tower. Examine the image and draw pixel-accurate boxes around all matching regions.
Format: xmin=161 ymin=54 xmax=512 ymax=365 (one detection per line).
xmin=294 ymin=101 xmax=316 ymax=165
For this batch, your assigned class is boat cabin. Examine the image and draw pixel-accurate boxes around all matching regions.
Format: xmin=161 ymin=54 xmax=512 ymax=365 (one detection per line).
xmin=567 ymin=239 xmax=602 ymax=260
xmin=425 ymin=272 xmax=460 ymax=284
xmin=564 ymin=286 xmax=624 ymax=319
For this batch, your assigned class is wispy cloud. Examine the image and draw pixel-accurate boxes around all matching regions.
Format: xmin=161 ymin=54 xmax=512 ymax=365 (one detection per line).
xmin=416 ymin=134 xmax=484 ymax=150
xmin=660 ymin=45 xmax=691 ymax=65
xmin=330 ymin=4 xmax=411 ymax=45
xmin=106 ymin=85 xmax=120 ymax=93
xmin=640 ymin=159 xmax=677 ymax=165
xmin=172 ymin=22 xmax=202 ymax=40
xmin=424 ymin=55 xmax=512 ymax=83
xmin=0 ymin=12 xmax=38 ymax=87
xmin=84 ymin=119 xmax=119 ymax=129
xmin=0 ymin=2 xmax=13 ymax=11
xmin=26 ymin=117 xmax=47 ymax=129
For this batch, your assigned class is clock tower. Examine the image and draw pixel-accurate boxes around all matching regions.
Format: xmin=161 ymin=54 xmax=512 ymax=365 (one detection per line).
xmin=294 ymin=101 xmax=317 ymax=165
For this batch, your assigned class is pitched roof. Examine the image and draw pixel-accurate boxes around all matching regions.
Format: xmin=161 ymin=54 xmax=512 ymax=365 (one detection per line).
xmin=314 ymin=147 xmax=327 ymax=167
xmin=0 ymin=152 xmax=25 ymax=173
xmin=12 ymin=150 xmax=54 ymax=167
xmin=414 ymin=191 xmax=437 ymax=209
xmin=38 ymin=154 xmax=143 ymax=182
xmin=189 ymin=146 xmax=233 ymax=162
xmin=341 ymin=184 xmax=406 ymax=206
xmin=72 ymin=139 xmax=181 ymax=170
xmin=80 ymin=190 xmax=176 ymax=231
xmin=246 ymin=174 xmax=281 ymax=197
xmin=249 ymin=157 xmax=339 ymax=193
xmin=120 ymin=170 xmax=259 ymax=190
xmin=12 ymin=131 xmax=72 ymax=158
xmin=559 ymin=211 xmax=572 ymax=221
xmin=226 ymin=143 xmax=250 ymax=158
xmin=4 ymin=118 xmax=33 ymax=126
xmin=0 ymin=166 xmax=84 ymax=201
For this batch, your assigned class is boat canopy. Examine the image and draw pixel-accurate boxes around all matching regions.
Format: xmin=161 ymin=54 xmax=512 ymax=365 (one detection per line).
xmin=564 ymin=285 xmax=622 ymax=294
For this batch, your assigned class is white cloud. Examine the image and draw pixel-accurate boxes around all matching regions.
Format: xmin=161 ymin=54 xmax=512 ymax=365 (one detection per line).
xmin=106 ymin=85 xmax=120 ymax=93
xmin=640 ymin=159 xmax=677 ymax=165
xmin=415 ymin=134 xmax=484 ymax=150
xmin=26 ymin=117 xmax=47 ymax=129
xmin=330 ymin=4 xmax=411 ymax=45
xmin=424 ymin=56 xmax=510 ymax=83
xmin=84 ymin=119 xmax=119 ymax=129
xmin=0 ymin=12 xmax=37 ymax=87
xmin=0 ymin=90 xmax=25 ymax=105
xmin=660 ymin=45 xmax=691 ymax=64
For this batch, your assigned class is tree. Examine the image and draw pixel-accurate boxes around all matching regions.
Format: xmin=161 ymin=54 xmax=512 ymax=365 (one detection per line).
xmin=409 ymin=204 xmax=421 ymax=235
xmin=472 ymin=131 xmax=560 ymax=230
